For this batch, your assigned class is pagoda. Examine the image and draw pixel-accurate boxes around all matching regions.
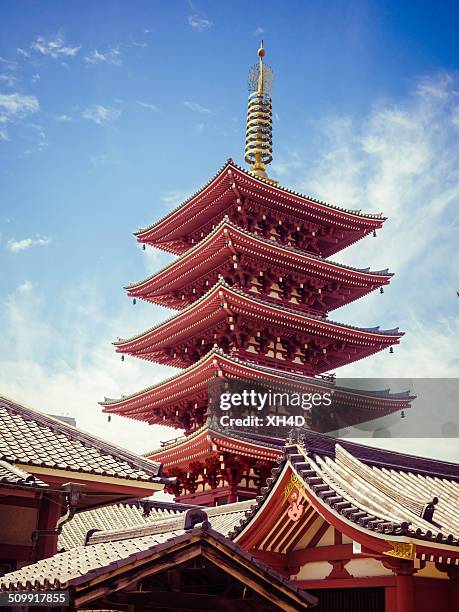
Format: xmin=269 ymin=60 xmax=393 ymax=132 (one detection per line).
xmin=102 ymin=43 xmax=407 ymax=506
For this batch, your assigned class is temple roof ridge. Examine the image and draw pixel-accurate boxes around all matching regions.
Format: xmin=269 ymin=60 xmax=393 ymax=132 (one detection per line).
xmin=114 ymin=280 xmax=404 ymax=347
xmin=134 ymin=159 xmax=386 ymax=239
xmin=125 ymin=216 xmax=393 ymax=293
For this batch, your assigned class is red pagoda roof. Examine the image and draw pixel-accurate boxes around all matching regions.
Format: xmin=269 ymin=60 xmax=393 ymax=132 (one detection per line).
xmin=127 ymin=218 xmax=392 ymax=313
xmin=146 ymin=425 xmax=282 ymax=467
xmin=101 ymin=348 xmax=412 ymax=429
xmin=114 ymin=282 xmax=403 ymax=373
xmin=134 ymin=161 xmax=386 ymax=257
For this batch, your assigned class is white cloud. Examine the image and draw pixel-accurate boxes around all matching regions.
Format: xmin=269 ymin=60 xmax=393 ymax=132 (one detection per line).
xmin=54 ymin=113 xmax=72 ymax=123
xmin=85 ymin=48 xmax=122 ymax=66
xmin=0 ymin=93 xmax=39 ymax=117
xmin=31 ymin=73 xmax=40 ymax=84
xmin=0 ymin=280 xmax=177 ymax=455
xmin=6 ymin=236 xmax=50 ymax=253
xmin=188 ymin=14 xmax=213 ymax=32
xmin=0 ymin=93 xmax=39 ymax=140
xmin=16 ymin=281 xmax=32 ymax=293
xmin=16 ymin=48 xmax=30 ymax=59
xmin=82 ymin=104 xmax=121 ymax=126
xmin=31 ymin=32 xmax=80 ymax=59
xmin=254 ymin=26 xmax=265 ymax=36
xmin=184 ymin=100 xmax=213 ymax=114
xmin=137 ymin=101 xmax=159 ymax=112
xmin=0 ymin=74 xmax=19 ymax=87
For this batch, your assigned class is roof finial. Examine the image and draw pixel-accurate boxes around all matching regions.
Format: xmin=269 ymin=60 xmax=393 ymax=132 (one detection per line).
xmin=244 ymin=41 xmax=275 ymax=182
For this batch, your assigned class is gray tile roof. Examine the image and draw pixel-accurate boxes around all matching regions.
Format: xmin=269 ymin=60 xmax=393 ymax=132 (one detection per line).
xmin=0 ymin=395 xmax=162 ymax=482
xmin=0 ymin=459 xmax=47 ymax=488
xmin=60 ymin=499 xmax=254 ymax=549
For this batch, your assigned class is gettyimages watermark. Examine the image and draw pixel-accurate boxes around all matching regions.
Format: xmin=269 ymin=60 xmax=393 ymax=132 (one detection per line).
xmin=207 ymin=377 xmax=459 ymax=438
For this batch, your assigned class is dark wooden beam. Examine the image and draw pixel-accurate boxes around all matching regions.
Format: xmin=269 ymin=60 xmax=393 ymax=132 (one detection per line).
xmin=102 ymin=590 xmax=256 ymax=610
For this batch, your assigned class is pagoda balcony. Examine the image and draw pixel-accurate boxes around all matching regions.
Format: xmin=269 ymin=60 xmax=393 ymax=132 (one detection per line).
xmin=114 ymin=282 xmax=403 ymax=376
xmin=126 ymin=218 xmax=392 ymax=316
xmin=134 ymin=161 xmax=385 ymax=258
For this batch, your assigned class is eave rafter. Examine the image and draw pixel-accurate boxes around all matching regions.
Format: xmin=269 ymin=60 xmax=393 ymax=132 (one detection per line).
xmin=101 ymin=348 xmax=412 ymax=432
xmin=126 ymin=218 xmax=392 ymax=315
xmin=134 ymin=161 xmax=385 ymax=257
xmin=113 ymin=282 xmax=402 ymax=374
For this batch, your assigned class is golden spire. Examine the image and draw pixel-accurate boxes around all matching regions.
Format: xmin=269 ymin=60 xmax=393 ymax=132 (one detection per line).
xmin=244 ymin=41 xmax=275 ymax=182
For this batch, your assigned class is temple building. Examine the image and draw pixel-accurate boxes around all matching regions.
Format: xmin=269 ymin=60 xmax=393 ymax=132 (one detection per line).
xmin=101 ymin=42 xmax=409 ymax=506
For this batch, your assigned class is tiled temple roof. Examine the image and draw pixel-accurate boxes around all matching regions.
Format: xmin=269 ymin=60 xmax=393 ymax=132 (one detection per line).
xmin=59 ymin=500 xmax=185 ymax=550
xmin=135 ymin=159 xmax=385 ymax=238
xmin=0 ymin=395 xmax=162 ymax=481
xmin=115 ymin=280 xmax=402 ymax=346
xmin=60 ymin=499 xmax=255 ymax=550
xmin=0 ymin=459 xmax=47 ymax=488
xmin=229 ymin=431 xmax=459 ymax=548
xmin=126 ymin=216 xmax=392 ymax=291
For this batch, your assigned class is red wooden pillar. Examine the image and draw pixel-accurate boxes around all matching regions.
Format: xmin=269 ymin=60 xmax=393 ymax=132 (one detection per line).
xmin=385 ymin=585 xmax=397 ymax=612
xmin=395 ymin=571 xmax=415 ymax=612
xmin=33 ymin=493 xmax=63 ymax=561
xmin=448 ymin=567 xmax=459 ymax=612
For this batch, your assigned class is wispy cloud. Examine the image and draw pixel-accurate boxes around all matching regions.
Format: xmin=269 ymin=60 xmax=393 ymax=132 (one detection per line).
xmin=6 ymin=236 xmax=50 ymax=253
xmin=54 ymin=114 xmax=72 ymax=123
xmin=0 ymin=74 xmax=19 ymax=87
xmin=254 ymin=26 xmax=265 ymax=36
xmin=16 ymin=48 xmax=30 ymax=59
xmin=16 ymin=281 xmax=32 ymax=293
xmin=137 ymin=101 xmax=159 ymax=112
xmin=184 ymin=100 xmax=213 ymax=114
xmin=188 ymin=14 xmax=213 ymax=32
xmin=82 ymin=104 xmax=121 ymax=126
xmin=31 ymin=32 xmax=80 ymax=59
xmin=84 ymin=48 xmax=122 ymax=66
xmin=0 ymin=93 xmax=39 ymax=141
xmin=31 ymin=73 xmax=40 ymax=84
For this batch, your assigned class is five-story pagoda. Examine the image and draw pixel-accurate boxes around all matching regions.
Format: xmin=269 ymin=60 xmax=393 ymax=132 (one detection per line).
xmin=101 ymin=43 xmax=408 ymax=506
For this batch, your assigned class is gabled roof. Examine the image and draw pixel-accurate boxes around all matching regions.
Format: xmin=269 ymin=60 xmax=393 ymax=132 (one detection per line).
xmin=114 ymin=282 xmax=402 ymax=368
xmin=0 ymin=395 xmax=162 ymax=483
xmin=126 ymin=217 xmax=392 ymax=311
xmin=135 ymin=160 xmax=385 ymax=256
xmin=0 ymin=515 xmax=317 ymax=610
xmin=230 ymin=431 xmax=459 ymax=559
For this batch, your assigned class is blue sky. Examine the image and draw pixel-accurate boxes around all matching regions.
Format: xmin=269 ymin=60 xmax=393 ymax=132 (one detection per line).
xmin=1 ymin=1 xmax=459 ymax=465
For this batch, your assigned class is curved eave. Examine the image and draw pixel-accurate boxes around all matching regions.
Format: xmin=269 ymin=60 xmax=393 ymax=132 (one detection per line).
xmin=232 ymin=446 xmax=459 ymax=555
xmin=135 ymin=161 xmax=386 ymax=250
xmin=126 ymin=218 xmax=393 ymax=309
xmin=101 ymin=348 xmax=412 ymax=422
xmin=146 ymin=426 xmax=282 ymax=466
xmin=114 ymin=282 xmax=403 ymax=353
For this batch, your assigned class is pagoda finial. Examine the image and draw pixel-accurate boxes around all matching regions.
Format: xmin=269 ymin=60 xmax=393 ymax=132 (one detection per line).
xmin=244 ymin=41 xmax=275 ymax=181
